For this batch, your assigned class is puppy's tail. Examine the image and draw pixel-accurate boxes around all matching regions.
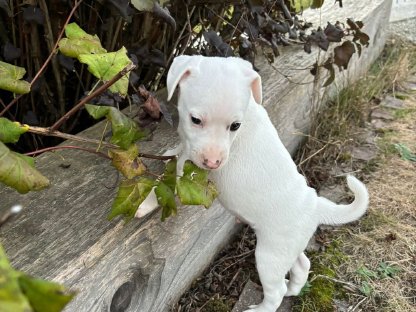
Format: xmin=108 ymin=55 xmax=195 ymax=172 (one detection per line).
xmin=317 ymin=176 xmax=369 ymax=225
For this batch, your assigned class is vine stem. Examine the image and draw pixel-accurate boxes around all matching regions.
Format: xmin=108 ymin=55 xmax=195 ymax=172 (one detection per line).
xmin=50 ymin=63 xmax=136 ymax=131
xmin=0 ymin=0 xmax=84 ymax=118
xmin=25 ymin=145 xmax=111 ymax=159
xmin=27 ymin=125 xmax=119 ymax=148
xmin=26 ymin=125 xmax=176 ymax=161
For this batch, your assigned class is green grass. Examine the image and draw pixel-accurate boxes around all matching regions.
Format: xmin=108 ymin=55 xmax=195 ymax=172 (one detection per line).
xmin=393 ymin=107 xmax=416 ymax=118
xmin=293 ymin=242 xmax=348 ymax=312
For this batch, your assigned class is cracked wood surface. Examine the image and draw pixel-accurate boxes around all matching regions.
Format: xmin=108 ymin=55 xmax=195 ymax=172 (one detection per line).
xmin=0 ymin=1 xmax=391 ymax=311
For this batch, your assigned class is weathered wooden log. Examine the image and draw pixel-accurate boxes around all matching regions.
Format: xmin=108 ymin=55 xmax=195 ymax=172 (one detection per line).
xmin=0 ymin=1 xmax=392 ymax=311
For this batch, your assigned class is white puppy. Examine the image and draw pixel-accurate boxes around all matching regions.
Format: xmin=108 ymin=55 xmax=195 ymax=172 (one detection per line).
xmin=137 ymin=55 xmax=369 ymax=312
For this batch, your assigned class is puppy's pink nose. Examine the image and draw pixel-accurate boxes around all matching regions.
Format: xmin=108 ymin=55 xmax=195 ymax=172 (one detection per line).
xmin=203 ymin=158 xmax=221 ymax=169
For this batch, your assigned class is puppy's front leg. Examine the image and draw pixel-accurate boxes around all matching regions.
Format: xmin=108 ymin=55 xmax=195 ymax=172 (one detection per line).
xmin=135 ymin=144 xmax=183 ymax=219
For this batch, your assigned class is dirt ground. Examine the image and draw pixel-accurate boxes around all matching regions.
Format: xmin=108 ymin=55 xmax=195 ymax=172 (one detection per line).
xmin=172 ymin=41 xmax=416 ymax=312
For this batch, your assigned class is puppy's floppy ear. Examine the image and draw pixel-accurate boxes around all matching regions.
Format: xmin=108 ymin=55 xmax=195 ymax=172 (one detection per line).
xmin=233 ymin=57 xmax=262 ymax=104
xmin=250 ymin=71 xmax=262 ymax=104
xmin=167 ymin=55 xmax=201 ymax=101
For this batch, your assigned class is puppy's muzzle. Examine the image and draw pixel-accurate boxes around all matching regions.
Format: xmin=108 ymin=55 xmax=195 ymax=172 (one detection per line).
xmin=202 ymin=158 xmax=222 ymax=170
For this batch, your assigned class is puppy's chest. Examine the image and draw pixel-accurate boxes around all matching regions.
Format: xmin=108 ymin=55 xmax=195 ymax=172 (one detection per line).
xmin=209 ymin=161 xmax=272 ymax=217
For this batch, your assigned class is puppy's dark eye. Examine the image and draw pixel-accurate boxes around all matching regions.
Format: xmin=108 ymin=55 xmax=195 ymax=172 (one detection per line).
xmin=230 ymin=122 xmax=241 ymax=131
xmin=191 ymin=116 xmax=202 ymax=125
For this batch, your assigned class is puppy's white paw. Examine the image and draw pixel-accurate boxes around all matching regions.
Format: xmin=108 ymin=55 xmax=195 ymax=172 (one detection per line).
xmin=244 ymin=302 xmax=279 ymax=312
xmin=135 ymin=187 xmax=159 ymax=218
xmin=243 ymin=307 xmax=266 ymax=312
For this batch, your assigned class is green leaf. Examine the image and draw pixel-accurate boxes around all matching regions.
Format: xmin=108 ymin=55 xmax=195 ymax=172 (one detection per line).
xmin=0 ymin=142 xmax=49 ymax=194
xmin=377 ymin=262 xmax=400 ymax=279
xmin=18 ymin=274 xmax=75 ymax=312
xmin=394 ymin=143 xmax=416 ymax=162
xmin=160 ymin=159 xmax=177 ymax=192
xmin=356 ymin=266 xmax=378 ymax=280
xmin=0 ymin=244 xmax=32 ymax=312
xmin=154 ymin=160 xmax=178 ymax=221
xmin=299 ymin=281 xmax=312 ymax=296
xmin=85 ymin=104 xmax=147 ymax=149
xmin=84 ymin=104 xmax=110 ymax=119
xmin=0 ymin=61 xmax=31 ymax=94
xmin=0 ymin=118 xmax=29 ymax=143
xmin=176 ymin=161 xmax=218 ymax=208
xmin=289 ymin=0 xmax=324 ymax=12
xmin=0 ymin=244 xmax=75 ymax=312
xmin=109 ymin=178 xmax=155 ymax=221
xmin=108 ymin=145 xmax=146 ymax=179
xmin=58 ymin=23 xmax=106 ymax=59
xmin=131 ymin=0 xmax=155 ymax=11
xmin=359 ymin=281 xmax=373 ymax=296
xmin=155 ymin=182 xmax=177 ymax=221
xmin=78 ymin=47 xmax=132 ymax=96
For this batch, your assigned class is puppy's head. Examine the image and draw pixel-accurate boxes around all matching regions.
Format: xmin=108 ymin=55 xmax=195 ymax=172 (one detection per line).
xmin=167 ymin=55 xmax=262 ymax=170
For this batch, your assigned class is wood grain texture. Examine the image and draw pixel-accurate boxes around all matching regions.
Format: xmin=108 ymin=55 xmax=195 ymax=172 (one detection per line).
xmin=0 ymin=1 xmax=391 ymax=311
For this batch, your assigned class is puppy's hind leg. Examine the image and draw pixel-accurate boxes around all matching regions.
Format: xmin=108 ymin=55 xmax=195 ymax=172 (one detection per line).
xmin=285 ymin=252 xmax=310 ymax=297
xmin=244 ymin=237 xmax=288 ymax=312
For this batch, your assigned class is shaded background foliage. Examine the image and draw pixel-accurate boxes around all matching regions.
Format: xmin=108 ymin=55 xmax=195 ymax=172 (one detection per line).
xmin=0 ymin=0 xmax=364 ymax=152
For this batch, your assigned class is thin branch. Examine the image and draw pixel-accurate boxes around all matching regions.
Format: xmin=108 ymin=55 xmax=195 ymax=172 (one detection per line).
xmin=0 ymin=205 xmax=23 ymax=228
xmin=0 ymin=0 xmax=84 ymax=118
xmin=205 ymin=5 xmax=240 ymax=34
xmin=27 ymin=125 xmax=176 ymax=161
xmin=24 ymin=145 xmax=111 ymax=159
xmin=50 ymin=63 xmax=136 ymax=131
xmin=31 ymin=0 xmax=84 ymax=88
xmin=27 ymin=125 xmax=119 ymax=148
xmin=138 ymin=153 xmax=176 ymax=161
xmin=153 ymin=6 xmax=196 ymax=90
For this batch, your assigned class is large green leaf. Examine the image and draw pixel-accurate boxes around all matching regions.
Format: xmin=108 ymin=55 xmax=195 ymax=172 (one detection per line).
xmin=85 ymin=104 xmax=147 ymax=149
xmin=176 ymin=161 xmax=218 ymax=208
xmin=0 ymin=142 xmax=49 ymax=194
xmin=58 ymin=23 xmax=106 ymax=59
xmin=109 ymin=178 xmax=155 ymax=221
xmin=155 ymin=160 xmax=178 ymax=221
xmin=0 ymin=118 xmax=29 ymax=143
xmin=18 ymin=274 xmax=75 ymax=312
xmin=78 ymin=47 xmax=132 ymax=96
xmin=0 ymin=61 xmax=30 ymax=94
xmin=156 ymin=182 xmax=177 ymax=221
xmin=108 ymin=145 xmax=146 ymax=179
xmin=0 ymin=245 xmax=32 ymax=312
xmin=0 ymin=244 xmax=75 ymax=312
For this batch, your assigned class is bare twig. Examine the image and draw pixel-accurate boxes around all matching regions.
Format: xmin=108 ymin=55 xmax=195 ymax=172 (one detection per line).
xmin=26 ymin=125 xmax=176 ymax=161
xmin=27 ymin=125 xmax=119 ymax=148
xmin=205 ymin=5 xmax=240 ymax=34
xmin=30 ymin=0 xmax=83 ymax=89
xmin=24 ymin=145 xmax=111 ymax=159
xmin=153 ymin=6 xmax=196 ymax=90
xmin=138 ymin=153 xmax=176 ymax=161
xmin=50 ymin=63 xmax=136 ymax=130
xmin=297 ymin=143 xmax=329 ymax=166
xmin=39 ymin=0 xmax=66 ymax=116
xmin=310 ymin=274 xmax=360 ymax=291
xmin=0 ymin=205 xmax=23 ymax=228
xmin=0 ymin=0 xmax=84 ymax=117
xmin=348 ymin=297 xmax=368 ymax=312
